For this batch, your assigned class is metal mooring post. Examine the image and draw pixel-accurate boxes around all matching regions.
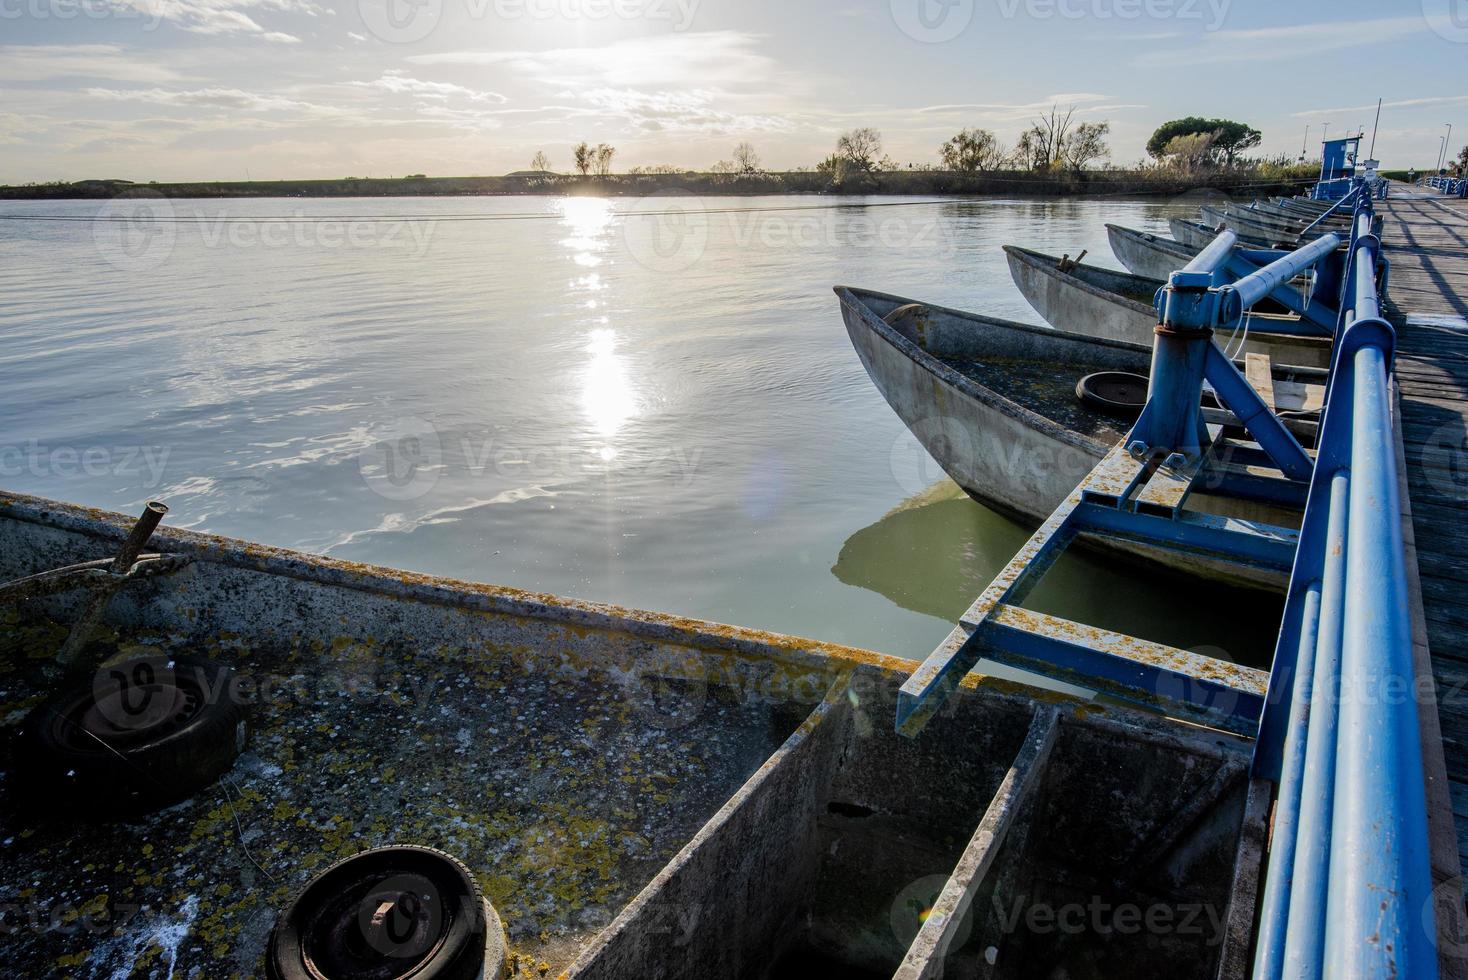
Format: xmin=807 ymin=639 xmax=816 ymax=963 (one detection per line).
xmin=51 ymin=501 xmax=169 ymax=676
xmin=1127 ymin=230 xmax=1236 ymax=465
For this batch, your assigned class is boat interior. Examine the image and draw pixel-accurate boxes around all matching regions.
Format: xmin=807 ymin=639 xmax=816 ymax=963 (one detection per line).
xmin=0 ymin=492 xmax=1260 ymax=979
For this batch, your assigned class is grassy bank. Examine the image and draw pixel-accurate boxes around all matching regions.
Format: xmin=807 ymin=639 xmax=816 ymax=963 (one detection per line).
xmin=0 ymin=167 xmax=1319 ymax=201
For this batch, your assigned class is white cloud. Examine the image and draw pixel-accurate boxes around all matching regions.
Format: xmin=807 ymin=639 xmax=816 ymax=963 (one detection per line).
xmin=914 ymin=93 xmax=1124 ymax=122
xmin=121 ymin=0 xmax=318 ymax=40
xmin=1292 ymin=94 xmax=1468 ymax=118
xmin=408 ymin=31 xmax=778 ymax=90
xmin=0 ymin=44 xmax=182 ymax=83
xmin=354 ymin=71 xmax=507 ymax=104
xmin=84 ymin=85 xmax=331 ymax=115
xmin=579 ymin=88 xmax=793 ymax=135
xmin=1133 ymin=16 xmax=1427 ymax=68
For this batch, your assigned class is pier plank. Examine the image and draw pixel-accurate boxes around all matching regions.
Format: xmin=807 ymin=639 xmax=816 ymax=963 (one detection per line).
xmin=1382 ymin=190 xmax=1468 ymax=936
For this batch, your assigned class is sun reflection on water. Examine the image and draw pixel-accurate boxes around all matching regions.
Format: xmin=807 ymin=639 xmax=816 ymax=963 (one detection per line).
xmin=559 ymin=198 xmax=614 ymax=264
xmin=581 ymin=327 xmax=637 ymax=440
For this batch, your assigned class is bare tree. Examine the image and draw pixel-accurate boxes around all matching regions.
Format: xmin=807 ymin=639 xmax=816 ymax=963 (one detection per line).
xmin=531 ymin=150 xmax=550 ymax=172
xmin=573 ymin=142 xmax=592 ymax=176
xmin=940 ymin=128 xmax=1006 ymax=172
xmin=836 ymin=128 xmax=882 ymax=172
xmin=1014 ymin=105 xmax=1076 ymax=171
xmin=732 ymin=142 xmax=762 ymax=174
xmin=1012 ymin=106 xmax=1109 ymax=172
xmin=594 ymin=143 xmax=616 ymax=176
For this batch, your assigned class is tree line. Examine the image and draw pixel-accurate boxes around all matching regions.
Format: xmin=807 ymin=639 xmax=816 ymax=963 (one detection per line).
xmin=521 ymin=111 xmax=1295 ymax=181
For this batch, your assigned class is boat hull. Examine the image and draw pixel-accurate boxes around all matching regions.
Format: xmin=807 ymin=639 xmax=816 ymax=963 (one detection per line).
xmin=1004 ymin=245 xmax=1158 ymax=347
xmin=838 ymin=286 xmax=1115 ymax=520
xmin=1170 ymin=217 xmax=1274 ymax=250
xmin=835 ymin=286 xmax=1304 ymax=588
xmin=1106 ymin=223 xmax=1199 ymax=281
xmin=1005 ymin=245 xmax=1333 ymax=369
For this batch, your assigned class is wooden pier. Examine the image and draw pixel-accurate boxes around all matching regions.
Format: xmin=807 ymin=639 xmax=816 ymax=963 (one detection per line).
xmin=1381 ymin=187 xmax=1468 ymax=926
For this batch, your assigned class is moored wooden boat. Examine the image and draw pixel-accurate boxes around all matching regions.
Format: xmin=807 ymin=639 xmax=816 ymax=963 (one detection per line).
xmin=1247 ymin=201 xmax=1351 ymax=229
xmin=1003 ymin=245 xmax=1332 ymax=368
xmin=1170 ymin=217 xmax=1277 ymax=250
xmin=834 ymin=285 xmax=1322 ymax=588
xmin=0 ymin=489 xmax=1268 ymax=978
xmin=1198 ymin=205 xmax=1308 ymax=246
xmin=1105 ymin=223 xmax=1199 ymax=281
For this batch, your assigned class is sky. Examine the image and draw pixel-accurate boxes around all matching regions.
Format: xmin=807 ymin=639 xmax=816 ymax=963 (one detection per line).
xmin=1 ymin=0 xmax=1465 ymax=182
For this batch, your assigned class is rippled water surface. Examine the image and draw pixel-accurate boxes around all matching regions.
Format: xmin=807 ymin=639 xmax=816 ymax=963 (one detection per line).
xmin=0 ymin=194 xmax=1283 ymax=664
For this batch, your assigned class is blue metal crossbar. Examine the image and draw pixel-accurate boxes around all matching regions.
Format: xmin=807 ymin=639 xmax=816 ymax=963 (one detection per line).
xmin=1251 ymin=185 xmax=1437 ymax=979
xmin=1300 ymin=185 xmax=1359 ymax=237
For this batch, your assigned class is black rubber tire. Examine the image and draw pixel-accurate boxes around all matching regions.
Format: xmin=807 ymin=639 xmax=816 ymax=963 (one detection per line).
xmin=267 ymin=845 xmax=498 ymax=980
xmin=17 ymin=655 xmax=246 ymax=815
xmin=1075 ymin=371 xmax=1149 ymax=419
xmin=271 ymin=845 xmax=504 ymax=979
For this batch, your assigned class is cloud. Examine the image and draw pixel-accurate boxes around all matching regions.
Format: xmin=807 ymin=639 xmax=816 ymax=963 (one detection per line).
xmin=408 ymin=31 xmax=778 ymax=90
xmin=914 ymin=93 xmax=1127 ymax=122
xmin=1133 ymin=16 xmax=1426 ymax=68
xmin=74 ymin=135 xmax=158 ymax=153
xmin=119 ymin=0 xmax=318 ymax=40
xmin=1292 ymin=94 xmax=1468 ymax=118
xmin=354 ymin=71 xmax=507 ymax=104
xmin=578 ymin=88 xmax=793 ymax=135
xmin=0 ymin=44 xmax=182 ymax=83
xmin=84 ymin=86 xmax=333 ymax=115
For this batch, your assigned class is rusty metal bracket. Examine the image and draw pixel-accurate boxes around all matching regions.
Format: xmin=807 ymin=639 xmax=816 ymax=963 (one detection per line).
xmin=31 ymin=501 xmax=175 ymax=676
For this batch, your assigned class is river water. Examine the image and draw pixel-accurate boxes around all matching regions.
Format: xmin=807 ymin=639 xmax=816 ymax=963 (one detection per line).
xmin=0 ymin=193 xmax=1282 ymax=666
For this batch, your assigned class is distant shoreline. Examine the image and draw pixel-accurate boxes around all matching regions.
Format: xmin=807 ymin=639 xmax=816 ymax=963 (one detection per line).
xmin=0 ymin=169 xmax=1319 ymax=202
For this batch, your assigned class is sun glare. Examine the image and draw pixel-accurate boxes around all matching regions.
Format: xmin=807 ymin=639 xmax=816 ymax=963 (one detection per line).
xmin=581 ymin=327 xmax=638 ymax=439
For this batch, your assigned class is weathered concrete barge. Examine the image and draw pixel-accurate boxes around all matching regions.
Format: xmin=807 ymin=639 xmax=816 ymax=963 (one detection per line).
xmin=0 ymin=492 xmax=1255 ymax=978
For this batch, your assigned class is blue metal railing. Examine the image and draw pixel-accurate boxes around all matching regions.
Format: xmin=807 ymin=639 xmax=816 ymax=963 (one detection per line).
xmin=1252 ymin=186 xmax=1437 ymax=979
xmin=1426 ymin=175 xmax=1468 ymax=198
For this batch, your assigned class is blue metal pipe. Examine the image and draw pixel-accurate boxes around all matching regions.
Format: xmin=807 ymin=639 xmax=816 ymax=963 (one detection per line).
xmin=1230 ymin=231 xmax=1343 ymax=312
xmin=1282 ymin=468 xmax=1350 ymax=979
xmin=1183 ymin=227 xmax=1239 ymax=275
xmin=1353 ymin=243 xmax=1381 ymax=323
xmin=1323 ymin=340 xmax=1437 ymax=979
xmin=1253 ymin=580 xmax=1322 ymax=978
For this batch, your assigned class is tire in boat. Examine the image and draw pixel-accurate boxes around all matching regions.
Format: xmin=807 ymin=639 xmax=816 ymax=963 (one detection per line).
xmin=17 ymin=655 xmax=246 ymax=815
xmin=1075 ymin=371 xmax=1149 ymax=419
xmin=266 ymin=844 xmax=506 ymax=980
